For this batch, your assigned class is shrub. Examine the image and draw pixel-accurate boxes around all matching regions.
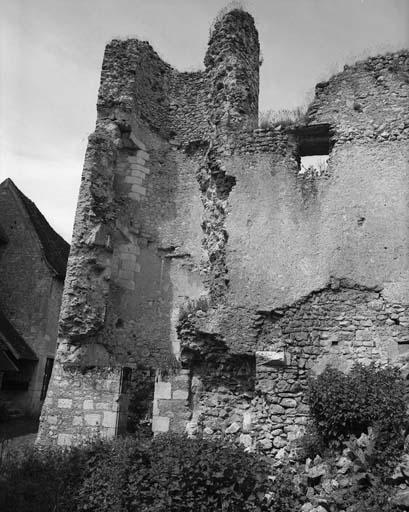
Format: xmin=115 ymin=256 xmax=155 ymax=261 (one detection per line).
xmin=296 ymin=421 xmax=327 ymax=460
xmin=83 ymin=434 xmax=273 ymax=512
xmin=267 ymin=465 xmax=305 ymax=512
xmin=341 ymin=482 xmax=400 ymax=512
xmin=1 ymin=434 xmax=274 ymax=511
xmin=307 ymin=363 xmax=408 ymax=450
xmin=0 ymin=444 xmax=88 ymax=512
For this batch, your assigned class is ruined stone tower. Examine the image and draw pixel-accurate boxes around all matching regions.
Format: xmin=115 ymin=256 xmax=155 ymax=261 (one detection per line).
xmin=38 ymin=9 xmax=409 ymax=455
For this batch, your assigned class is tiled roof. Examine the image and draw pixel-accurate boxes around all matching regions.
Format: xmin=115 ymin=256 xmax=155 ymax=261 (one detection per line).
xmin=0 ymin=309 xmax=38 ymax=361
xmin=1 ymin=179 xmax=70 ymax=280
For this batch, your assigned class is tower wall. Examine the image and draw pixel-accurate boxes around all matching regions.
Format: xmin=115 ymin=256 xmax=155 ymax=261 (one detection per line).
xmin=38 ymin=9 xmax=260 ymax=444
xmin=38 ymin=11 xmax=409 ymax=456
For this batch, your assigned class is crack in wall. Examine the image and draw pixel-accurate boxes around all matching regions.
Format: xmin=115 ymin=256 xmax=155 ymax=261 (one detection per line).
xmin=196 ymin=132 xmax=236 ymax=302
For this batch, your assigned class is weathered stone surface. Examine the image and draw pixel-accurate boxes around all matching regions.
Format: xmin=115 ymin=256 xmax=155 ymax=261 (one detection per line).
xmin=37 ymin=5 xmax=409 ymax=455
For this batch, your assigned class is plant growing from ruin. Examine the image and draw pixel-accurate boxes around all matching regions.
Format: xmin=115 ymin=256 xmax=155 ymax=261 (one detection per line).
xmin=258 ymin=107 xmax=307 ymax=129
xmin=306 ymin=363 xmax=408 ymax=461
xmin=178 ymin=296 xmax=210 ymax=322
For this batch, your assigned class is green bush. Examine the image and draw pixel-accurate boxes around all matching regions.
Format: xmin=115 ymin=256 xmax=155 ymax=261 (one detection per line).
xmin=78 ymin=433 xmax=272 ymax=512
xmin=0 ymin=444 xmax=88 ymax=512
xmin=307 ymin=363 xmax=408 ymax=452
xmin=267 ymin=466 xmax=305 ymax=512
xmin=1 ymin=434 xmax=275 ymax=512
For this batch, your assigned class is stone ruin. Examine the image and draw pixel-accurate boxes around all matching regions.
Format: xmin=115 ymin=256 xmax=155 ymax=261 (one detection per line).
xmin=37 ymin=9 xmax=409 ymax=457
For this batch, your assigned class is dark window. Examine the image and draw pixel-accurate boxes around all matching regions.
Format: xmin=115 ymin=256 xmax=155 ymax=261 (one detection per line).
xmin=290 ymin=123 xmax=333 ymax=174
xmin=40 ymin=357 xmax=54 ymax=401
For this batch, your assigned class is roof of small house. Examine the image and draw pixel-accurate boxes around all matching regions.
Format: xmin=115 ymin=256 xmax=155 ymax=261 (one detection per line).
xmin=0 ymin=179 xmax=70 ymax=280
xmin=0 ymin=309 xmax=38 ymax=361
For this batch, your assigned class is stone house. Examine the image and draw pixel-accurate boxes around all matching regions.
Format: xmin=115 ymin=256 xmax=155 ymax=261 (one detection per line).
xmin=0 ymin=178 xmax=69 ymax=417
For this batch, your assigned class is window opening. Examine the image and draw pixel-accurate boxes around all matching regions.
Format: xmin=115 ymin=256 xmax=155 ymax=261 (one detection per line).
xmin=40 ymin=357 xmax=54 ymax=401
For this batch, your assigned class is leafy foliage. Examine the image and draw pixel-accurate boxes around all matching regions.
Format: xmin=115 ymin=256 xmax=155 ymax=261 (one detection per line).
xmin=0 ymin=444 xmax=88 ymax=512
xmin=79 ymin=434 xmax=272 ymax=512
xmin=0 ymin=433 xmax=275 ymax=512
xmin=307 ymin=363 xmax=408 ymax=448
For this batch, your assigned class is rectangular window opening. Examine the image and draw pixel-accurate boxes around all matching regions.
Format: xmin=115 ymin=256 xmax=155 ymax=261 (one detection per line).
xmin=290 ymin=123 xmax=333 ymax=176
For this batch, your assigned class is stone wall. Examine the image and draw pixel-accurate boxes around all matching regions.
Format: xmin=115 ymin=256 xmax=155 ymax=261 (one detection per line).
xmin=39 ymin=9 xmax=261 ymax=445
xmin=39 ymin=8 xmax=409 ymax=454
xmin=179 ymin=278 xmax=409 ymax=457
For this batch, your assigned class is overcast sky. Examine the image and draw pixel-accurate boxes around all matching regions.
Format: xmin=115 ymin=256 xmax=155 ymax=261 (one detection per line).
xmin=1 ymin=0 xmax=408 ymax=242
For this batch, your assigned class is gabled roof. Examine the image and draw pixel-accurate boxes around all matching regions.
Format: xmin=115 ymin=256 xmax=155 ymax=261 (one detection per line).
xmin=0 ymin=179 xmax=70 ymax=280
xmin=0 ymin=309 xmax=38 ymax=361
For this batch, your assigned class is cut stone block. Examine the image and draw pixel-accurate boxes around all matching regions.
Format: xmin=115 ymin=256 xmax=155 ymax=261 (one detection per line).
xmin=256 ymin=351 xmax=286 ymax=366
xmin=57 ymin=398 xmax=72 ymax=408
xmin=172 ymin=389 xmax=189 ymax=400
xmin=83 ymin=399 xmax=94 ymax=410
xmin=130 ymin=133 xmax=147 ymax=150
xmin=57 ymin=433 xmax=73 ymax=446
xmin=102 ymin=411 xmax=117 ymax=428
xmin=152 ymin=416 xmax=170 ymax=433
xmin=124 ymin=175 xmax=143 ymax=185
xmin=154 ymin=381 xmax=172 ymax=399
xmin=131 ymin=184 xmax=146 ymax=196
xmin=84 ymin=414 xmax=101 ymax=426
xmin=137 ymin=149 xmax=150 ymax=161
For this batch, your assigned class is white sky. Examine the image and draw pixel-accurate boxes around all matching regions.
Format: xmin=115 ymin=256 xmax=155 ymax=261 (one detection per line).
xmin=1 ymin=0 xmax=408 ymax=242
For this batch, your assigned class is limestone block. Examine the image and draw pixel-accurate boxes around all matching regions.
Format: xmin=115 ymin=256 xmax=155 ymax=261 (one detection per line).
xmin=57 ymin=398 xmax=72 ymax=409
xmin=239 ymin=433 xmax=252 ymax=449
xmin=152 ymin=399 xmax=160 ymax=416
xmin=84 ymin=414 xmax=101 ymax=426
xmin=129 ymin=154 xmax=148 ymax=165
xmin=130 ymin=162 xmax=150 ymax=175
xmin=102 ymin=411 xmax=117 ymax=428
xmin=96 ymin=402 xmax=110 ymax=410
xmin=73 ymin=416 xmax=83 ymax=426
xmin=256 ymin=351 xmax=286 ymax=366
xmin=225 ymin=422 xmax=241 ymax=434
xmin=124 ymin=175 xmax=143 ymax=185
xmin=136 ymin=149 xmax=150 ymax=161
xmin=57 ymin=433 xmax=73 ymax=446
xmin=172 ymin=389 xmax=189 ymax=400
xmin=47 ymin=416 xmax=58 ymax=425
xmin=129 ymin=192 xmax=142 ymax=201
xmin=242 ymin=412 xmax=252 ymax=433
xmin=152 ymin=416 xmax=170 ymax=433
xmin=131 ymin=184 xmax=146 ymax=196
xmin=154 ymin=381 xmax=172 ymax=399
xmin=83 ymin=399 xmax=94 ymax=410
xmin=172 ymin=341 xmax=180 ymax=357
xmin=281 ymin=398 xmax=297 ymax=408
xmin=130 ymin=133 xmax=147 ymax=150
xmin=129 ymin=168 xmax=147 ymax=179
